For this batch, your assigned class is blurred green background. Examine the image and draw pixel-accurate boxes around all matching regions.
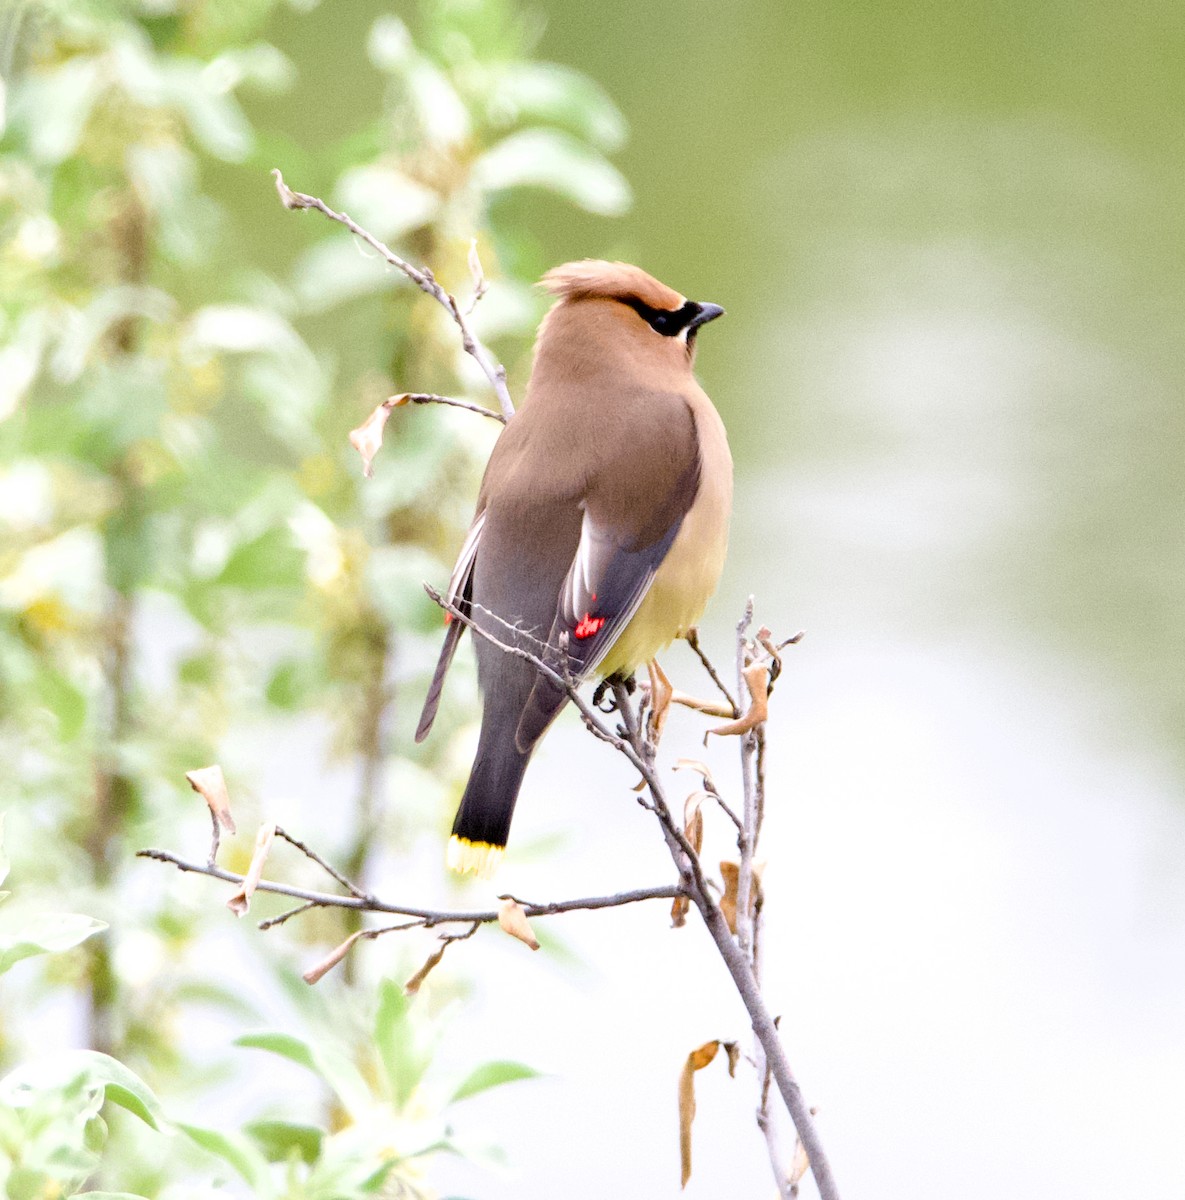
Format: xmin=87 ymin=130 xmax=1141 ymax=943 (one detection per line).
xmin=2 ymin=0 xmax=1184 ymax=1197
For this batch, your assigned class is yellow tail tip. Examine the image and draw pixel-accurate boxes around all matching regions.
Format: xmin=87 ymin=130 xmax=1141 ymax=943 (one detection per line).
xmin=447 ymin=836 xmax=505 ymax=879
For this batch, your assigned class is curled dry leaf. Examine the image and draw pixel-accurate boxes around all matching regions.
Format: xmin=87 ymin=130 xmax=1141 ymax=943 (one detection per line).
xmin=272 ymin=168 xmax=299 ymax=209
xmin=669 ymin=690 xmax=735 ymax=719
xmin=673 ymin=758 xmax=717 ymax=794
xmin=302 ymin=930 xmax=363 ymax=985
xmin=719 ymin=861 xmax=739 ymax=934
xmin=467 ymin=238 xmax=488 ymax=305
xmin=348 ymin=395 xmax=408 ymax=478
xmin=684 ymin=791 xmax=706 ymax=856
xmin=790 ymin=1135 xmax=811 ymax=1188
xmin=497 ymin=898 xmax=540 ymax=951
xmin=646 ymin=658 xmax=674 ymax=745
xmin=404 ymin=943 xmax=448 ymax=995
xmin=185 ymin=765 xmax=235 ymax=833
xmin=723 ymin=1040 xmax=741 ymax=1078
xmin=670 ymin=790 xmax=706 ymax=928
xmin=704 ymin=664 xmax=771 ymax=742
xmin=226 ymin=822 xmax=276 ymax=917
xmin=678 ymin=1039 xmax=722 ymax=1188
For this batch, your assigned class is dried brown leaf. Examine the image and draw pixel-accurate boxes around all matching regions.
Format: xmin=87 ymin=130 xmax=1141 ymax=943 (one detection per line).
xmin=704 ymin=664 xmax=770 ymax=742
xmin=403 ymin=944 xmax=448 ymax=995
xmin=669 ymin=689 xmax=735 ymax=718
xmin=684 ymin=790 xmax=706 ymax=855
xmin=272 ymin=168 xmax=299 ymax=209
xmin=719 ymin=860 xmax=764 ymax=935
xmin=467 ymin=238 xmax=488 ymax=303
xmin=790 ymin=1136 xmax=811 ymax=1187
xmin=497 ymin=898 xmax=540 ymax=951
xmin=226 ymin=822 xmax=276 ymax=917
xmin=679 ymin=1039 xmax=722 ymax=1188
xmin=348 ymin=397 xmax=406 ymax=478
xmin=719 ymin=860 xmax=739 ymax=934
xmin=302 ymin=930 xmax=362 ymax=985
xmin=673 ymin=758 xmax=717 ymax=794
xmin=670 ymin=791 xmax=706 ymax=928
xmin=723 ymin=1041 xmax=741 ymax=1078
xmin=646 ymin=658 xmax=673 ymax=744
xmin=185 ymin=764 xmax=235 ymax=834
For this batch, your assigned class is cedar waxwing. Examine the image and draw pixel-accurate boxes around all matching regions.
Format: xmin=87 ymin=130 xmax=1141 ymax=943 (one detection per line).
xmin=416 ymin=260 xmax=732 ymax=877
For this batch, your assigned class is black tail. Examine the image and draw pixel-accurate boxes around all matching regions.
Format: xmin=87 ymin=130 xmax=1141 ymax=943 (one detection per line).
xmin=448 ymin=724 xmax=532 ymax=877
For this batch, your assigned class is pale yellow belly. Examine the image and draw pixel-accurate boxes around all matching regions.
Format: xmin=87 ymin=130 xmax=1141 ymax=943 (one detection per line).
xmin=597 ymin=406 xmax=732 ymax=678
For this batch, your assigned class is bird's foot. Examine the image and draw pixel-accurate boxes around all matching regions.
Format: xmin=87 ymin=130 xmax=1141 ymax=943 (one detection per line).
xmin=593 ymin=672 xmax=637 ymax=713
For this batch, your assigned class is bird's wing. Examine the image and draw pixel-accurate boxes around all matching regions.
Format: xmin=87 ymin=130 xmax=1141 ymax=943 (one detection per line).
xmin=513 ymin=447 xmax=701 ymax=751
xmin=554 ymin=503 xmax=687 ymax=679
xmin=415 ymin=509 xmax=486 ymax=743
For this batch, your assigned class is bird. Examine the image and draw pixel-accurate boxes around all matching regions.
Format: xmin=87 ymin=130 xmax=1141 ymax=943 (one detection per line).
xmin=416 ymin=260 xmax=732 ymax=877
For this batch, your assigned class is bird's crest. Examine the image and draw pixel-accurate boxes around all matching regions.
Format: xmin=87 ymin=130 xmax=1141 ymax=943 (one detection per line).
xmin=541 ymin=260 xmax=684 ymax=312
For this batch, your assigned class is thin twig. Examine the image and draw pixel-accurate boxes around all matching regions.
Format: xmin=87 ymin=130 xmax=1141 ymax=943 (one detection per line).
xmin=401 ymin=392 xmax=505 ymax=423
xmin=272 ymin=171 xmax=514 ymax=421
xmin=274 ymin=825 xmax=367 ymax=899
xmin=207 ymin=807 xmax=222 ymax=869
xmin=258 ymin=901 xmax=318 ymax=931
xmin=685 ymin=627 xmax=740 ymax=717
xmin=707 ymin=787 xmax=746 ymax=836
xmin=734 ymin=599 xmax=758 ymax=961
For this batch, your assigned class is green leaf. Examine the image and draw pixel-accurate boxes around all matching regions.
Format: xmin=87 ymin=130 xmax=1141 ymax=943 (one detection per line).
xmin=333 ymin=164 xmax=438 ymax=241
xmin=374 ymin=980 xmax=429 ymax=1109
xmin=265 ymin=659 xmax=315 ymax=711
xmin=449 ymin=1060 xmax=540 ymax=1104
xmin=0 ymin=913 xmax=107 ymax=976
xmin=7 ymin=1166 xmax=52 ymax=1200
xmin=180 ymin=1123 xmax=272 ymax=1193
xmin=472 ymin=129 xmax=631 ymax=216
xmin=489 ymin=62 xmax=627 ymax=152
xmin=244 ymin=1119 xmax=323 ymax=1165
xmin=235 ymin=1031 xmax=315 ymax=1071
xmin=35 ymin=667 xmax=88 ymax=742
xmin=217 ymin=528 xmax=303 ymax=591
xmin=292 ymin=238 xmax=393 ymax=314
xmin=0 ymin=1052 xmax=168 ymax=1131
xmin=10 ymin=58 xmax=102 ymax=164
xmin=235 ymin=1033 xmax=371 ymax=1118
xmin=162 ymin=62 xmax=254 ymax=162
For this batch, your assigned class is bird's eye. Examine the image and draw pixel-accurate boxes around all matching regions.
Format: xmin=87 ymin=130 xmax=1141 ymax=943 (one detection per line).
xmin=623 ymin=298 xmax=699 ymax=338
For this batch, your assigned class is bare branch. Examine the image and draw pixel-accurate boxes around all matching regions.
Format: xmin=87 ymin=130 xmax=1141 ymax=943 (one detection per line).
xmin=400 ymin=391 xmax=505 ymax=423
xmin=272 ymin=170 xmax=515 ymax=421
xmin=136 ymin=848 xmax=681 ymax=925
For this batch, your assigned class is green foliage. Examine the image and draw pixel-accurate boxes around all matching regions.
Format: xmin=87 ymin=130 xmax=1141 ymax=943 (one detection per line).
xmin=0 ymin=816 xmax=107 ymax=976
xmin=0 ymin=0 xmax=626 ymax=1195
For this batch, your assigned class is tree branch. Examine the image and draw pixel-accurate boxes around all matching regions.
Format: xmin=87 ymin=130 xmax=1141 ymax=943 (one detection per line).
xmin=272 ymin=170 xmax=514 ymax=421
xmin=137 ymin=848 xmax=683 ymax=927
xmin=400 ymin=391 xmax=505 ymax=423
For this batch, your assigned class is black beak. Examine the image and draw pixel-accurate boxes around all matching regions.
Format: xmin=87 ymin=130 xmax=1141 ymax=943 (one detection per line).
xmin=688 ymin=302 xmax=725 ymax=331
